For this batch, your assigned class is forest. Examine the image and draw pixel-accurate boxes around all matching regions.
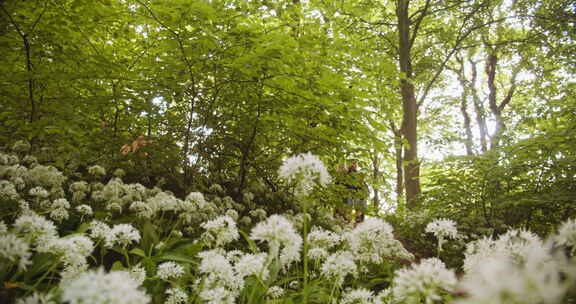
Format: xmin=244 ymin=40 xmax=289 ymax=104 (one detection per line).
xmin=0 ymin=0 xmax=575 ymax=303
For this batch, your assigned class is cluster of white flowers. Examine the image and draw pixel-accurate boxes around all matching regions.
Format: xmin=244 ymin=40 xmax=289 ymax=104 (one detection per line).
xmin=88 ymin=165 xmax=106 ymax=177
xmin=69 ymin=181 xmax=89 ymax=202
xmin=129 ymin=200 xmax=154 ymax=219
xmin=555 ymin=218 xmax=576 ymax=253
xmin=48 ymin=198 xmax=70 ymax=222
xmin=157 ymin=261 xmax=185 ymax=280
xmin=278 ymin=152 xmax=331 ymax=197
xmin=426 ymin=218 xmax=458 ymax=252
xmin=197 ymin=250 xmax=244 ymax=303
xmin=235 ymin=252 xmax=269 ymax=280
xmin=87 ymin=221 xmax=140 ymax=248
xmin=462 ymin=229 xmax=541 ymax=272
xmin=249 ymin=208 xmax=267 ymax=221
xmin=13 ymin=212 xmax=58 ymax=245
xmin=107 ymin=224 xmax=141 ymax=248
xmin=61 ymin=268 xmax=150 ymax=304
xmin=267 ymin=286 xmax=285 ymax=299
xmin=201 ymin=215 xmax=240 ymax=247
xmin=321 ymin=250 xmax=357 ymax=286
xmin=129 ymin=265 xmax=147 ymax=285
xmin=457 ymin=243 xmax=573 ymax=304
xmin=0 ymin=180 xmax=20 ymax=200
xmin=29 ymin=186 xmax=49 ymax=199
xmin=146 ymin=191 xmax=183 ymax=213
xmin=340 ymin=288 xmax=375 ymax=304
xmin=47 ymin=235 xmax=94 ymax=267
xmin=165 ymin=287 xmax=188 ymax=304
xmin=88 ymin=220 xmax=111 ymax=240
xmin=307 ymin=226 xmax=341 ymax=261
xmin=26 ymin=165 xmax=67 ymax=193
xmin=346 ymin=218 xmax=413 ymax=265
xmin=250 ymin=214 xmax=302 ymax=270
xmin=392 ymin=257 xmax=457 ymax=303
xmin=15 ymin=292 xmax=55 ymax=304
xmin=12 ymin=140 xmax=31 ymax=153
xmin=225 ymin=209 xmax=239 ymax=221
xmin=75 ymin=204 xmax=93 ymax=216
xmin=179 ymin=191 xmax=219 ymax=224
xmin=0 ymin=232 xmax=32 ymax=270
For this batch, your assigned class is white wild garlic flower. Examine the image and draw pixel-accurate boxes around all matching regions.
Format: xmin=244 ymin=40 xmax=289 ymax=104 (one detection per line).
xmin=392 ymin=257 xmax=457 ymax=303
xmin=463 ymin=229 xmax=542 ymax=272
xmin=165 ymin=287 xmax=188 ymax=304
xmin=88 ymin=220 xmax=111 ymax=241
xmin=0 ymin=233 xmax=32 ymax=270
xmin=48 ymin=235 xmax=94 ymax=267
xmin=278 ymin=152 xmax=331 ymax=197
xmin=340 ymin=288 xmax=375 ymax=304
xmin=198 ymin=250 xmax=242 ymax=291
xmin=129 ymin=265 xmax=147 ymax=285
xmin=457 ymin=242 xmax=573 ymax=304
xmin=426 ymin=218 xmax=458 ymax=252
xmin=106 ymin=224 xmax=141 ymax=248
xmin=556 ymin=218 xmax=576 ymax=254
xmin=346 ymin=217 xmax=413 ymax=265
xmin=13 ymin=212 xmax=58 ymax=245
xmin=129 ymin=201 xmax=154 ymax=219
xmin=50 ymin=208 xmax=69 ymax=222
xmin=157 ymin=261 xmax=185 ymax=280
xmin=29 ymin=186 xmax=49 ymax=198
xmin=307 ymin=226 xmax=341 ymax=261
xmin=61 ymin=268 xmax=150 ymax=304
xmin=201 ymin=215 xmax=240 ymax=247
xmin=15 ymin=292 xmax=55 ymax=304
xmin=267 ymin=286 xmax=285 ymax=299
xmin=235 ymin=253 xmax=269 ymax=280
xmin=250 ymin=214 xmax=302 ymax=270
xmin=88 ymin=165 xmax=106 ymax=177
xmin=76 ymin=204 xmax=93 ymax=216
xmin=321 ymin=250 xmax=358 ymax=286
xmin=0 ymin=180 xmax=20 ymax=200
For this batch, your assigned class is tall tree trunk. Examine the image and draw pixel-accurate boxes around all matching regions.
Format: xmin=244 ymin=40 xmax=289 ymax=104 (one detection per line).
xmin=461 ymin=94 xmax=474 ymax=155
xmin=397 ymin=0 xmax=421 ymax=208
xmin=485 ymin=52 xmax=517 ymax=150
xmin=370 ymin=151 xmax=381 ymax=211
xmin=1 ymin=6 xmax=37 ymax=122
xmin=390 ymin=121 xmax=404 ymax=207
xmin=485 ymin=53 xmax=503 ymax=149
xmin=469 ymin=59 xmax=489 ymax=153
xmin=454 ymin=54 xmax=475 ymax=155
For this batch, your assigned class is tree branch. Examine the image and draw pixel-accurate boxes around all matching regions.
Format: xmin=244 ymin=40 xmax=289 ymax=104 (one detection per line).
xmin=0 ymin=4 xmax=37 ymax=122
xmin=409 ymin=0 xmax=432 ymax=49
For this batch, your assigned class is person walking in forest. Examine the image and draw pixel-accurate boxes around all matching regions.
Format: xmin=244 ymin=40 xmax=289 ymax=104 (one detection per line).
xmin=345 ymin=161 xmax=369 ymax=223
xmin=334 ymin=160 xmax=369 ymax=224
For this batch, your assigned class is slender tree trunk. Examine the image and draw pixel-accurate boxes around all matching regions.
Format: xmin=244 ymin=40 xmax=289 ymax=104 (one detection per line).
xmin=461 ymin=94 xmax=474 ymax=155
xmin=486 ymin=52 xmax=517 ymax=150
xmin=390 ymin=121 xmax=404 ymax=206
xmin=469 ymin=59 xmax=489 ymax=153
xmin=1 ymin=6 xmax=37 ymax=122
xmin=454 ymin=55 xmax=474 ymax=155
xmin=370 ymin=151 xmax=381 ymax=211
xmin=485 ymin=53 xmax=503 ymax=149
xmin=397 ymin=0 xmax=420 ymax=208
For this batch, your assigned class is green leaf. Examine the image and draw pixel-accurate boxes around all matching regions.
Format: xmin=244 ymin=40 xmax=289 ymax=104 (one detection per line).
xmin=111 ymin=260 xmax=126 ymax=271
xmin=155 ymin=253 xmax=197 ymax=265
xmin=239 ymin=230 xmax=259 ymax=254
xmin=130 ymin=247 xmax=147 ymax=258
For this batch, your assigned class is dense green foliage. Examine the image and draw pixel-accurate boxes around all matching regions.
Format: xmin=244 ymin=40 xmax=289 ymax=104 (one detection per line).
xmin=1 ymin=0 xmax=576 ymax=302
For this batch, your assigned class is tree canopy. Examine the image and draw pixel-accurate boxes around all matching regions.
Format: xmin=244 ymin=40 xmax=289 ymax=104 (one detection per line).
xmin=1 ymin=0 xmax=574 ymax=223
